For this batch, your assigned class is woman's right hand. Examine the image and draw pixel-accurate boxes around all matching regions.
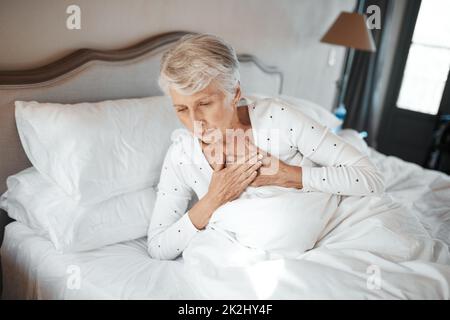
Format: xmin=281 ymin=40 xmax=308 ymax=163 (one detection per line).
xmin=188 ymin=155 xmax=262 ymax=229
xmin=207 ymin=155 xmax=262 ymax=206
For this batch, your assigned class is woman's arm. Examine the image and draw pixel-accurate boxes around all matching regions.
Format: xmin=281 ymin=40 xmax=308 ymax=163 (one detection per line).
xmin=147 ymin=143 xmax=198 ymax=260
xmin=250 ymin=99 xmax=385 ymax=196
xmin=288 ymin=104 xmax=385 ymax=196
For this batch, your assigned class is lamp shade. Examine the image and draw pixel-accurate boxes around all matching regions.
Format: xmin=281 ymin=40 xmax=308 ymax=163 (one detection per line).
xmin=321 ymin=12 xmax=376 ymax=52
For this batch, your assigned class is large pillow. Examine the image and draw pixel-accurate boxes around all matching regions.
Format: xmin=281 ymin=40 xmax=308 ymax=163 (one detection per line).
xmin=15 ymin=96 xmax=180 ymax=205
xmin=208 ymin=186 xmax=339 ymax=259
xmin=0 ymin=167 xmax=156 ymax=252
xmin=246 ymin=93 xmax=342 ymax=129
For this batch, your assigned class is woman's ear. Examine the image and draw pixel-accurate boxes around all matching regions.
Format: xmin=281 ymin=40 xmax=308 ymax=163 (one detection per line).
xmin=233 ymin=83 xmax=242 ymax=105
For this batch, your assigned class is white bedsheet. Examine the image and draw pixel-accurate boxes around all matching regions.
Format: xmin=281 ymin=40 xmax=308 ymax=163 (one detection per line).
xmin=2 ymin=148 xmax=450 ymax=299
xmin=1 ymin=222 xmax=202 ymax=299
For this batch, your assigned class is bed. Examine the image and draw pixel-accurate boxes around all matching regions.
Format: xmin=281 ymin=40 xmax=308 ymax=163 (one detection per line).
xmin=1 ymin=31 xmax=449 ymax=300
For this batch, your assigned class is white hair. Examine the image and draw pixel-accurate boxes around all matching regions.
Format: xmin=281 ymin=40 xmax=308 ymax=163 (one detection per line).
xmin=158 ymin=33 xmax=240 ymax=99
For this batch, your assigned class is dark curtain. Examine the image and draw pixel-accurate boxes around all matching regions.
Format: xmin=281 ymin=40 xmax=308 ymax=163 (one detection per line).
xmin=343 ymin=0 xmax=393 ymax=146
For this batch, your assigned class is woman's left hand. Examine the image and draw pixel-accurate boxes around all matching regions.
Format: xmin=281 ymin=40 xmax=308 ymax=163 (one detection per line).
xmin=225 ymin=137 xmax=303 ymax=189
xmin=250 ymin=148 xmax=303 ymax=189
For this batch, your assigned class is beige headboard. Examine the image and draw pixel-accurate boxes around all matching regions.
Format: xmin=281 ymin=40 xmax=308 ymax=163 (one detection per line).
xmin=0 ymin=31 xmax=283 ymax=195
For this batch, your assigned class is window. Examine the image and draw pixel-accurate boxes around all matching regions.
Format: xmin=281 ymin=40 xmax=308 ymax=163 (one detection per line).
xmin=397 ymin=0 xmax=450 ymax=115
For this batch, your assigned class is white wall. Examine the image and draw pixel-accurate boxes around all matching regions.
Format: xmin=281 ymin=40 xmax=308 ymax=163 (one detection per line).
xmin=0 ymin=0 xmax=356 ymax=110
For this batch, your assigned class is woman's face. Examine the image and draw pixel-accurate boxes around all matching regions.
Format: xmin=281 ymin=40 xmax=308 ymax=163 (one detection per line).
xmin=169 ymin=82 xmax=240 ymax=143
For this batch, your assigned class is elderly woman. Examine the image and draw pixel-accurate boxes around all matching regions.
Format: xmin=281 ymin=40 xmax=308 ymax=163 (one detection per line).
xmin=147 ymin=34 xmax=385 ymax=260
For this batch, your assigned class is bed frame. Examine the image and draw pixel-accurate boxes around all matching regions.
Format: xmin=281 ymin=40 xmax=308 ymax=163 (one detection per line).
xmin=0 ymin=31 xmax=284 ymax=275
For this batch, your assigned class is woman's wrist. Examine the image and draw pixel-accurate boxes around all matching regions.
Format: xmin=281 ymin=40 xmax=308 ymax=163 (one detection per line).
xmin=188 ymin=192 xmax=222 ymax=229
xmin=278 ymin=164 xmax=303 ymax=189
xmin=203 ymin=191 xmax=223 ymax=212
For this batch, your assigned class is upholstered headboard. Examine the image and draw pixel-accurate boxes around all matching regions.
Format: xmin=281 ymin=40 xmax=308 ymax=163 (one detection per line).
xmin=0 ymin=31 xmax=283 ymax=195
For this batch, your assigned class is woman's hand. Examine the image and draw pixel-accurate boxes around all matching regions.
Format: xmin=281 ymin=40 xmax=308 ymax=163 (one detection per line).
xmin=225 ymin=137 xmax=303 ymax=189
xmin=188 ymin=154 xmax=262 ymax=229
xmin=208 ymin=155 xmax=262 ymax=205
xmin=250 ymin=150 xmax=303 ymax=189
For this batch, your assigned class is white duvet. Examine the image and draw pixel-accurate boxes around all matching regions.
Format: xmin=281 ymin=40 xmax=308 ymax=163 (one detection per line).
xmin=182 ymin=186 xmax=450 ymax=299
xmin=2 ymin=148 xmax=450 ymax=299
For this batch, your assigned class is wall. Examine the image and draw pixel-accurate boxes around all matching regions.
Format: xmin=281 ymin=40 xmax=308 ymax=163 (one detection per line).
xmin=0 ymin=0 xmax=356 ymax=110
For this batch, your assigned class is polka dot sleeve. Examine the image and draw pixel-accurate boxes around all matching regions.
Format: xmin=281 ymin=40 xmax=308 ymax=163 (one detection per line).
xmin=147 ymin=142 xmax=199 ymax=260
xmin=285 ymin=105 xmax=385 ymax=196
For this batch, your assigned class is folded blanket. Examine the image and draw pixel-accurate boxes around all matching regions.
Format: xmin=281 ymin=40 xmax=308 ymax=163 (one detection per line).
xmin=203 ymin=186 xmax=339 ymax=259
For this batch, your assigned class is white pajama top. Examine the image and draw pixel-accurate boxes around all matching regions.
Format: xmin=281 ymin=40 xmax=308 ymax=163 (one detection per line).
xmin=147 ymin=96 xmax=385 ymax=260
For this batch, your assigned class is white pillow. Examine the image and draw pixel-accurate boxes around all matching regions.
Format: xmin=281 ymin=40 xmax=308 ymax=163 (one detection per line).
xmin=246 ymin=93 xmax=342 ymax=129
xmin=1 ymin=167 xmax=156 ymax=253
xmin=15 ymin=96 xmax=180 ymax=205
xmin=209 ymin=186 xmax=339 ymax=258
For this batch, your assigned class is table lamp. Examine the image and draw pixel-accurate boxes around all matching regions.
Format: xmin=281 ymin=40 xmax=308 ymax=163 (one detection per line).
xmin=321 ymin=10 xmax=377 ymax=131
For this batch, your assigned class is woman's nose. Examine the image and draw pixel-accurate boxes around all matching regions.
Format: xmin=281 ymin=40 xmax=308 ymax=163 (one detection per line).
xmin=190 ymin=109 xmax=204 ymax=123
